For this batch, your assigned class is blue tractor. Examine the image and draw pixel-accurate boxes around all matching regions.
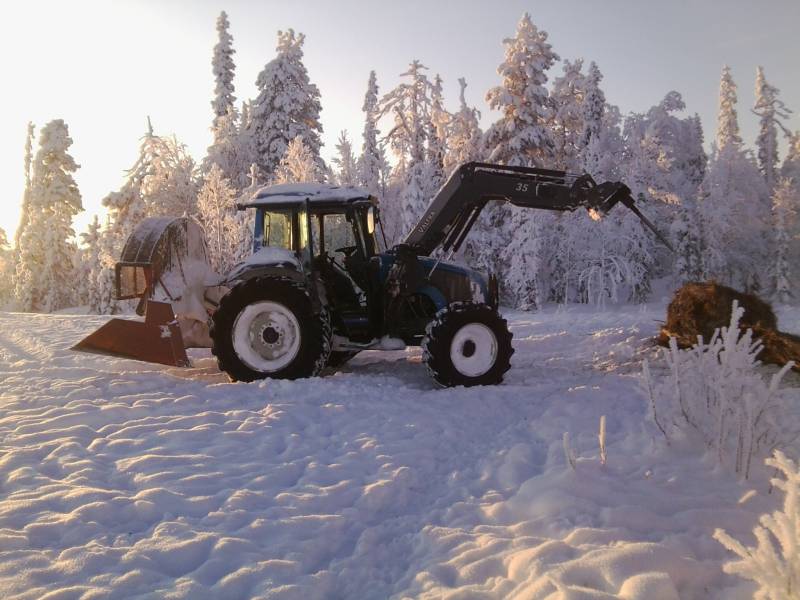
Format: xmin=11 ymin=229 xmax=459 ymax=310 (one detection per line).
xmin=74 ymin=162 xmax=670 ymax=387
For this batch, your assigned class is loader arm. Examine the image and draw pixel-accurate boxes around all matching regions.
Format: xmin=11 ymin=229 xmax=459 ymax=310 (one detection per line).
xmin=404 ymin=162 xmax=672 ymax=256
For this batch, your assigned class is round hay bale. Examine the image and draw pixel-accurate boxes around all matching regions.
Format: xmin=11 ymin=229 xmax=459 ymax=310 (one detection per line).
xmin=757 ymin=329 xmax=800 ymax=371
xmin=659 ymin=281 xmax=800 ymax=372
xmin=658 ymin=282 xmax=777 ymax=348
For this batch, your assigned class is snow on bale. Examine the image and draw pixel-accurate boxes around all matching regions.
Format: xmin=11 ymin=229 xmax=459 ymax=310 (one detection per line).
xmin=659 ymin=281 xmax=800 ymax=372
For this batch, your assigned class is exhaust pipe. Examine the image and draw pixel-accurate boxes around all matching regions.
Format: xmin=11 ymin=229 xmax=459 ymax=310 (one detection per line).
xmin=72 ymin=301 xmax=190 ymax=367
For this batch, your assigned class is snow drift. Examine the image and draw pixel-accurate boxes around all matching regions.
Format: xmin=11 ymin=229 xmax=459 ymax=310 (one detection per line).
xmin=1 ymin=303 xmax=798 ymax=599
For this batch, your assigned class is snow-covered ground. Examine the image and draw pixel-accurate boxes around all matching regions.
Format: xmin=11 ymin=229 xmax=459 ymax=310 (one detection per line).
xmin=1 ymin=304 xmax=798 ymax=599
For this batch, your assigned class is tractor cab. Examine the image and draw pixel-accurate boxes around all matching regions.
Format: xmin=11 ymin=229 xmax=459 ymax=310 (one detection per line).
xmin=238 ymin=183 xmax=494 ymax=347
xmin=239 ymin=183 xmax=383 ymax=343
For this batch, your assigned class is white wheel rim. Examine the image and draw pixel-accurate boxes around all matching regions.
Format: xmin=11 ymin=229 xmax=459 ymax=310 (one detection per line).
xmin=232 ymin=301 xmax=301 ymax=373
xmin=449 ymin=322 xmax=498 ymax=378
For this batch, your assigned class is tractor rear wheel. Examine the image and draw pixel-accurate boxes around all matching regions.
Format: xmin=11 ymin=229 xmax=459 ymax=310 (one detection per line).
xmin=422 ymin=302 xmax=514 ymax=387
xmin=210 ymin=277 xmax=331 ymax=382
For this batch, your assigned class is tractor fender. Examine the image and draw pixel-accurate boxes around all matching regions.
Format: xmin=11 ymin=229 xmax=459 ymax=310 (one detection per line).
xmin=225 ymin=247 xmax=302 ymax=282
xmin=223 ymin=265 xmax=305 ymax=287
xmin=414 ymin=284 xmax=448 ymax=312
xmin=221 ymin=264 xmax=325 ymax=316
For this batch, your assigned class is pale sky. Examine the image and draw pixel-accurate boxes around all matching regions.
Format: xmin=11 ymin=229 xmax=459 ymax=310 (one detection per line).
xmin=2 ymin=0 xmax=798 ymax=243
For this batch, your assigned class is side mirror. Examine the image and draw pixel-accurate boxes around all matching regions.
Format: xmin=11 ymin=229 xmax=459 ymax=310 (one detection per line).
xmin=367 ymin=206 xmax=376 ymax=235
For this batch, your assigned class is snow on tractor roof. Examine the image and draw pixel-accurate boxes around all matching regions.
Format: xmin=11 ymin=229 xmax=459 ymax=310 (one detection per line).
xmin=238 ymin=183 xmax=375 ymax=209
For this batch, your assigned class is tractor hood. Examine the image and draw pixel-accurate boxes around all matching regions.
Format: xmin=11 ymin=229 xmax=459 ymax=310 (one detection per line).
xmin=375 ymin=253 xmax=489 ymax=310
xmin=419 ymin=257 xmax=490 ymax=305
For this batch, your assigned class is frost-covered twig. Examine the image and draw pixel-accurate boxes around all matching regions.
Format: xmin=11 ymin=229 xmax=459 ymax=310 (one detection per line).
xmin=714 ymin=451 xmax=800 ymax=599
xmin=562 ymin=432 xmax=576 ymax=471
xmin=642 ymin=359 xmax=669 ymax=441
xmin=598 ymin=415 xmax=607 ymax=466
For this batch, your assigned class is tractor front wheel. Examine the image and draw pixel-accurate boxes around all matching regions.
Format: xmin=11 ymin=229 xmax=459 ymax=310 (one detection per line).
xmin=422 ymin=302 xmax=514 ymax=387
xmin=210 ymin=277 xmax=331 ymax=382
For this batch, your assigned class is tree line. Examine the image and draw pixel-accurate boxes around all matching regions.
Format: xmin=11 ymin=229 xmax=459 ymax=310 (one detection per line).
xmin=1 ymin=12 xmax=797 ymax=313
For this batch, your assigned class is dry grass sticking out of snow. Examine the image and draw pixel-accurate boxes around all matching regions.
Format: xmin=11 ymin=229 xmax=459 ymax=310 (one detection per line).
xmin=0 ymin=303 xmax=798 ymax=599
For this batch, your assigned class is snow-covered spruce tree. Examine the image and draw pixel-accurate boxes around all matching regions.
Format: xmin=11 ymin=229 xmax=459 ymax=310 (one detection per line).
xmin=233 ymin=163 xmax=260 ymax=261
xmin=581 ymin=102 xmax=623 ymax=182
xmin=673 ymin=115 xmax=706 ymax=283
xmin=546 ymin=58 xmax=593 ymax=302
xmin=379 ymin=60 xmax=437 ymax=241
xmin=197 ymin=164 xmax=241 ymax=274
xmin=700 ymin=72 xmax=770 ymax=291
xmin=14 ymin=122 xmax=35 ymax=250
xmin=211 ymin=11 xmax=236 ymax=124
xmin=239 ymin=99 xmax=251 ymax=132
xmin=685 ymin=114 xmax=709 ymax=194
xmin=550 ymin=58 xmax=586 ymax=172
xmin=359 ymin=70 xmax=388 ymax=197
xmin=78 ymin=215 xmax=103 ymax=313
xmin=246 ymin=29 xmax=323 ymax=181
xmin=236 ymin=99 xmax=253 ymax=173
xmin=444 ymin=78 xmax=483 ymax=175
xmin=427 ymin=73 xmax=450 ymax=185
xmin=670 ymin=202 xmax=695 ymax=283
xmin=381 ymin=60 xmax=430 ymax=173
xmin=332 ymin=130 xmax=359 ymax=186
xmin=95 ymin=220 xmax=120 ymax=315
xmin=782 ymin=132 xmax=800 ymax=182
xmin=14 ymin=120 xmax=83 ymax=312
xmin=717 ymin=65 xmax=742 ymax=150
xmin=9 ymin=122 xmax=36 ymax=308
xmin=700 ymin=68 xmax=747 ymax=285
xmin=204 ymin=13 xmax=248 ymax=188
xmin=205 ymin=105 xmax=248 ymax=189
xmin=700 ymin=144 xmax=768 ymax=289
xmin=0 ymin=228 xmax=12 ymax=308
xmin=579 ymin=62 xmax=605 ymax=152
xmin=714 ymin=450 xmax=800 ymax=599
xmin=472 ymin=13 xmax=559 ymax=308
xmin=771 ymin=178 xmax=797 ymax=303
xmin=754 ymin=66 xmax=792 ymax=191
xmin=484 ymin=13 xmax=558 ymax=167
xmin=274 ymin=136 xmax=324 ymax=184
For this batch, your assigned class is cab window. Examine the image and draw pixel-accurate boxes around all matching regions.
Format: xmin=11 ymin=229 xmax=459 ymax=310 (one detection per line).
xmin=263 ymin=210 xmax=292 ymax=250
xmin=325 ymin=213 xmax=356 ymax=262
xmin=310 ymin=212 xmax=357 ymax=262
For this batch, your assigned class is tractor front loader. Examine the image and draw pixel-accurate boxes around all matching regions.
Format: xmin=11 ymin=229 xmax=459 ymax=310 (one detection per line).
xmin=73 ymin=162 xmax=671 ymax=387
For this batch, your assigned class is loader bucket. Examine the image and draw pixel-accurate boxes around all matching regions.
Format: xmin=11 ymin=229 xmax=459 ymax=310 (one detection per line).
xmin=72 ymin=301 xmax=190 ymax=367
